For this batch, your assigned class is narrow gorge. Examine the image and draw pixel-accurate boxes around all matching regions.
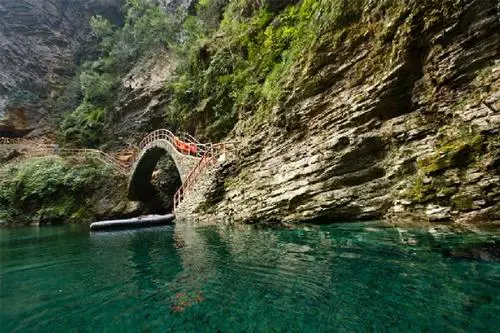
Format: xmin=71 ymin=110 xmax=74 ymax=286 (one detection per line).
xmin=1 ymin=1 xmax=499 ymax=332
xmin=0 ymin=0 xmax=498 ymax=226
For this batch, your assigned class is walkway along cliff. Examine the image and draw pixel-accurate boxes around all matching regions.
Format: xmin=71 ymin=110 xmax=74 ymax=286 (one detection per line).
xmin=0 ymin=130 xmax=232 ymax=215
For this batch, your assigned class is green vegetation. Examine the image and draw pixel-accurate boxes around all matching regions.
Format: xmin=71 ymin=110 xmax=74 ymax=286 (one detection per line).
xmin=405 ymin=126 xmax=486 ymax=204
xmin=166 ymin=0 xmax=367 ymax=140
xmin=59 ymin=71 xmax=115 ymax=147
xmin=164 ymin=0 xmax=462 ymax=139
xmin=56 ymin=0 xmax=377 ymax=143
xmin=0 ymin=156 xmax=123 ymax=225
xmin=59 ymin=0 xmax=178 ymax=147
xmin=417 ymin=127 xmax=483 ymax=175
xmin=56 ymin=0 xmax=466 ymax=144
xmin=451 ymin=193 xmax=474 ymax=212
xmin=89 ymin=1 xmax=177 ymax=73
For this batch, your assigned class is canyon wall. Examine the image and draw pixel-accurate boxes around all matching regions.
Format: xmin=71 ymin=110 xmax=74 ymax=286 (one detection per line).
xmin=190 ymin=0 xmax=499 ymax=225
xmin=0 ymin=0 xmax=123 ymax=136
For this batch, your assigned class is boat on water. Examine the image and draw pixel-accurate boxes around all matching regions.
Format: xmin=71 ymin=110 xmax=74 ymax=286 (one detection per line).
xmin=90 ymin=214 xmax=175 ymax=231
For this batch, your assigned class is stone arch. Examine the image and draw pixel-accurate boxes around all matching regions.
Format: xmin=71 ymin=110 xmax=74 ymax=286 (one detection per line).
xmin=127 ymin=140 xmax=199 ymax=202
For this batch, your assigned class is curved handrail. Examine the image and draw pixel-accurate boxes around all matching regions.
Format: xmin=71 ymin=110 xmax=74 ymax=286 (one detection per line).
xmin=1 ymin=131 xmax=213 ymax=176
xmin=137 ymin=129 xmax=209 ymax=158
xmin=134 ymin=131 xmax=234 ymax=210
xmin=2 ymin=131 xmax=236 ymax=210
xmin=181 ymin=132 xmax=202 ymax=145
xmin=173 ymin=142 xmax=230 ymax=210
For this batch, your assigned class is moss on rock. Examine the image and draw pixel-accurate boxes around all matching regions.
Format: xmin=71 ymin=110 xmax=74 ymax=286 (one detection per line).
xmin=0 ymin=156 xmax=139 ymax=226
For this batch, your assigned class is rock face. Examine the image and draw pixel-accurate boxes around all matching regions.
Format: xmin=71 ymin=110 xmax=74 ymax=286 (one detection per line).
xmin=102 ymin=1 xmax=194 ymax=147
xmin=103 ymin=53 xmax=179 ymax=148
xmin=0 ymin=0 xmax=123 ymax=136
xmin=186 ymin=0 xmax=500 ymax=225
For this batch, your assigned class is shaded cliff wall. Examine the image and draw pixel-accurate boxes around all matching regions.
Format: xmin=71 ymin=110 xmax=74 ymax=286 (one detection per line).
xmin=0 ymin=0 xmax=123 ymax=137
xmin=192 ymin=0 xmax=499 ymax=224
xmin=83 ymin=1 xmax=195 ymax=149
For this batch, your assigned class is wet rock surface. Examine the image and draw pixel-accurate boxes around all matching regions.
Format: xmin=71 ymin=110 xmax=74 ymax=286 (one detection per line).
xmin=443 ymin=241 xmax=500 ymax=262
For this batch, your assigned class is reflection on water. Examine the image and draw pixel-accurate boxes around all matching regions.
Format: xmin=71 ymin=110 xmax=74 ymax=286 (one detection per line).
xmin=0 ymin=222 xmax=499 ymax=332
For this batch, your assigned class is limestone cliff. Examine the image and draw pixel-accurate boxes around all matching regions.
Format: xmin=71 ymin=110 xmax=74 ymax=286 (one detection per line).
xmin=1 ymin=0 xmax=498 ymax=226
xmin=103 ymin=53 xmax=179 ymax=148
xmin=0 ymin=0 xmax=123 ymax=137
xmin=96 ymin=1 xmax=195 ymax=148
xmin=188 ymin=0 xmax=499 ymax=225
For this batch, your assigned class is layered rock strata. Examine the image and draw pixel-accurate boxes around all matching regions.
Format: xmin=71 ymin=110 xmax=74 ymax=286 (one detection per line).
xmin=187 ymin=0 xmax=500 ymax=225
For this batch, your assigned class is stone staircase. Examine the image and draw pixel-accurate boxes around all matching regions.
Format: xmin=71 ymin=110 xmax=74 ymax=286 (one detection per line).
xmin=174 ymin=163 xmax=220 ymax=219
xmin=173 ymin=142 xmax=234 ymax=212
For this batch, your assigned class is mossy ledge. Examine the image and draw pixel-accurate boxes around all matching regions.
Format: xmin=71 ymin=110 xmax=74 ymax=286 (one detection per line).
xmin=0 ymin=156 xmax=140 ymax=227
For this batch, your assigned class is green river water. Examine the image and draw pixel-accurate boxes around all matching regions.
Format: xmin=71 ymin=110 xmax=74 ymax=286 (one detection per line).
xmin=0 ymin=222 xmax=499 ymax=332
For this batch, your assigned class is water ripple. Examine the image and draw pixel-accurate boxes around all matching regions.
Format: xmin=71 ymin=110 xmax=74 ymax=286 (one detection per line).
xmin=1 ymin=223 xmax=499 ymax=332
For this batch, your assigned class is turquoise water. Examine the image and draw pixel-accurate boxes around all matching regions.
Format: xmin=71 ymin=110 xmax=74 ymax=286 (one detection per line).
xmin=0 ymin=222 xmax=499 ymax=332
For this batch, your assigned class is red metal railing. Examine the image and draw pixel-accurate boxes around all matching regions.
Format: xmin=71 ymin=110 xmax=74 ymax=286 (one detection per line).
xmin=1 ymin=130 xmax=206 ymax=175
xmin=2 ymin=132 xmax=236 ymax=210
xmin=138 ymin=131 xmax=235 ymax=210
xmin=173 ymin=142 xmax=232 ymax=210
xmin=138 ymin=129 xmax=209 ymax=158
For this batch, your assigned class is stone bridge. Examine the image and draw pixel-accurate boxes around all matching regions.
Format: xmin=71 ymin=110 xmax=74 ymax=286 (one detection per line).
xmin=1 ymin=130 xmax=229 ymax=210
xmin=127 ymin=129 xmax=205 ymax=202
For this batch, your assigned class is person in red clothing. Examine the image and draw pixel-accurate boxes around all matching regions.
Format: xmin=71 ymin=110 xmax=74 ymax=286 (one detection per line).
xmin=175 ymin=138 xmax=186 ymax=153
xmin=189 ymin=144 xmax=197 ymax=156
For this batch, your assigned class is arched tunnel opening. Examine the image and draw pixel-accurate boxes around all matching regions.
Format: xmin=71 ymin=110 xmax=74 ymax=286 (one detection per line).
xmin=128 ymin=147 xmax=182 ymax=214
